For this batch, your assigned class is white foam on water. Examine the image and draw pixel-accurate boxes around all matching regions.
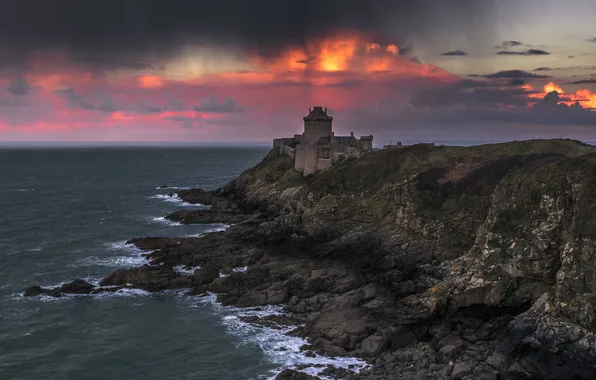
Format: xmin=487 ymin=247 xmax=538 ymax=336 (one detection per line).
xmin=186 ymin=223 xmax=231 ymax=238
xmin=72 ymin=241 xmax=150 ymax=268
xmin=220 ymin=266 xmax=248 ymax=278
xmin=174 ymin=265 xmax=201 ymax=275
xmin=150 ymin=193 xmax=208 ymax=207
xmin=150 ymin=216 xmax=183 ymax=226
xmin=78 ymin=255 xmax=148 ymax=268
xmin=155 ymin=186 xmax=191 ymax=190
xmin=185 ymin=294 xmax=369 ymax=379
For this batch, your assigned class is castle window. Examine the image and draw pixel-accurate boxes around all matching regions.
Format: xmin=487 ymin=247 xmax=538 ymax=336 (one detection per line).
xmin=321 ymin=148 xmax=330 ymax=158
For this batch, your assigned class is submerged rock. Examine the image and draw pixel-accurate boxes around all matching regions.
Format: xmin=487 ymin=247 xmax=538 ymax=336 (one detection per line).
xmin=275 ymin=369 xmax=320 ymax=380
xmin=24 ymin=279 xmax=95 ymax=297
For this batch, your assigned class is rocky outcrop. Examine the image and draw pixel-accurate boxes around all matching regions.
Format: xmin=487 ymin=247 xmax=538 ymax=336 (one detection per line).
xmin=175 ymin=188 xmax=214 ymax=205
xmin=165 ymin=209 xmax=251 ymax=224
xmin=99 ymin=264 xmax=192 ymax=291
xmin=24 ymin=139 xmax=596 ymax=379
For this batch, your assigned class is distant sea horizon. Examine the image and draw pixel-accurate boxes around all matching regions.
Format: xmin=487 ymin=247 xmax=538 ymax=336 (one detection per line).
xmin=0 ymin=138 xmax=594 ymax=149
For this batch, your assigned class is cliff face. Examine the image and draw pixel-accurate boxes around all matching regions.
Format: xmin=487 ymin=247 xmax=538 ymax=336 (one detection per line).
xmin=218 ymin=139 xmax=596 ymax=379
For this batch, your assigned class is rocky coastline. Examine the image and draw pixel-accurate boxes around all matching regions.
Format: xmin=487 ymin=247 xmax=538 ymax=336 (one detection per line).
xmin=25 ymin=139 xmax=596 ymax=379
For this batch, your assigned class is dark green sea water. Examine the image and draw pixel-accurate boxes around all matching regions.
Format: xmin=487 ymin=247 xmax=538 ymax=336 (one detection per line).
xmin=0 ymin=147 xmax=311 ymax=380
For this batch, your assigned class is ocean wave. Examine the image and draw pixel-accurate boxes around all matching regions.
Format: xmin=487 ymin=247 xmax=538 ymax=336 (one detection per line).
xmin=154 ymin=186 xmax=191 ymax=190
xmin=185 ymin=294 xmax=369 ymax=379
xmin=150 ymin=216 xmax=183 ymax=226
xmin=150 ymin=193 xmax=208 ymax=207
xmin=78 ymin=255 xmax=148 ymax=268
xmin=73 ymin=240 xmax=150 ymax=268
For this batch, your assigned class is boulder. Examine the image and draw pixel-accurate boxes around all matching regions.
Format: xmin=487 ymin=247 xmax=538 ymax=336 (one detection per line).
xmin=59 ymin=279 xmax=95 ymax=294
xmin=193 ymin=267 xmax=220 ymax=285
xmin=100 ymin=265 xmax=191 ymax=291
xmin=451 ymin=362 xmax=472 ymax=379
xmin=275 ymin=369 xmax=320 ymax=380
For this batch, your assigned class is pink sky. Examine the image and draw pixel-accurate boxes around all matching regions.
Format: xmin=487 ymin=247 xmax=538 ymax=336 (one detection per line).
xmin=1 ymin=31 xmax=596 ymax=143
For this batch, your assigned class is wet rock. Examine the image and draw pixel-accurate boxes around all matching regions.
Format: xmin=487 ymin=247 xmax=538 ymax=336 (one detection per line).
xmin=165 ymin=209 xmax=249 ymax=224
xmin=24 ymin=279 xmax=95 ymax=297
xmin=186 ymin=285 xmax=208 ymax=296
xmin=451 ymin=362 xmax=472 ymax=379
xmin=239 ymin=314 xmax=302 ymax=330
xmin=100 ymin=265 xmax=191 ymax=291
xmin=275 ymin=369 xmax=320 ymax=380
xmin=176 ymin=188 xmax=214 ymax=205
xmin=59 ymin=279 xmax=95 ymax=294
xmin=24 ymin=285 xmax=45 ymax=297
xmin=320 ymin=365 xmax=353 ymax=379
xmin=193 ymin=267 xmax=220 ymax=285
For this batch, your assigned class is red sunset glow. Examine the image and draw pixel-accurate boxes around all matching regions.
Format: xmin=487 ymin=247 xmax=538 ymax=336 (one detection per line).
xmin=1 ymin=30 xmax=596 ymax=141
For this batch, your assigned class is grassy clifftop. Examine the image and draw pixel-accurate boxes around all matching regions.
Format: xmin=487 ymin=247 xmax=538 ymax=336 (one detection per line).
xmin=226 ymin=139 xmax=596 ymax=260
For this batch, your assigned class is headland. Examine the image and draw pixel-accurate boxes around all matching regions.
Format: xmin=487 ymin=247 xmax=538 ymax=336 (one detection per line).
xmin=25 ymin=137 xmax=596 ymax=380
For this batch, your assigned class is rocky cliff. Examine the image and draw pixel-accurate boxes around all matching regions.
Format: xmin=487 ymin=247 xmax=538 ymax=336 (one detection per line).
xmin=27 ymin=139 xmax=596 ymax=380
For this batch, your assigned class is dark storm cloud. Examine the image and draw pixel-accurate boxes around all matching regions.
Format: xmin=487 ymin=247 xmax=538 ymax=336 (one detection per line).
xmin=410 ymin=79 xmax=531 ymax=108
xmin=483 ymin=70 xmax=550 ymax=79
xmin=193 ymin=96 xmax=246 ymax=113
xmin=441 ymin=50 xmax=468 ymax=56
xmin=496 ymin=40 xmax=523 ymax=48
xmin=569 ymin=79 xmax=596 ymax=84
xmin=496 ymin=49 xmax=550 ymax=56
xmin=0 ymin=0 xmax=497 ymax=65
xmin=53 ymin=87 xmax=163 ymax=114
xmin=7 ymin=77 xmax=33 ymax=95
xmin=587 ymin=38 xmax=596 ymax=43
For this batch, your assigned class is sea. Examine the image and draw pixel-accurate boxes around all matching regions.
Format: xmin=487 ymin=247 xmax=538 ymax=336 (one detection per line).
xmin=0 ymin=146 xmax=366 ymax=380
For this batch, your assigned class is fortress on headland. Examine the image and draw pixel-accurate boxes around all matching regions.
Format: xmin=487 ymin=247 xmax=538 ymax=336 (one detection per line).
xmin=273 ymin=106 xmax=373 ymax=176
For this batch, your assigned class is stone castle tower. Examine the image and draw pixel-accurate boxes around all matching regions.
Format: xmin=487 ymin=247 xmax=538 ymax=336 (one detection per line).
xmin=273 ymin=106 xmax=373 ymax=176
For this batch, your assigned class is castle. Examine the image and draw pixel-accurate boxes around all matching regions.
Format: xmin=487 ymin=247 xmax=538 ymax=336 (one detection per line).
xmin=273 ymin=106 xmax=373 ymax=176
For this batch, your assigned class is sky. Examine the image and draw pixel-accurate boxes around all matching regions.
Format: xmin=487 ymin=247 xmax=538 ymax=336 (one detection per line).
xmin=1 ymin=0 xmax=596 ymax=143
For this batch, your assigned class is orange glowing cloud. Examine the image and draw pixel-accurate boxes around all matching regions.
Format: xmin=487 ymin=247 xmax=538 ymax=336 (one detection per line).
xmin=137 ymin=75 xmax=165 ymax=88
xmin=524 ymin=81 xmax=596 ymax=109
xmin=251 ymin=33 xmax=456 ymax=83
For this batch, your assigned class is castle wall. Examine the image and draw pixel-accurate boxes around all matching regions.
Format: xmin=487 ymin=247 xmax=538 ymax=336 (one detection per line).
xmin=282 ymin=145 xmax=295 ymax=159
xmin=316 ymin=158 xmax=332 ymax=171
xmin=294 ymin=146 xmax=306 ymax=172
xmin=303 ymin=120 xmax=332 ymax=143
xmin=302 ymin=144 xmax=320 ymax=176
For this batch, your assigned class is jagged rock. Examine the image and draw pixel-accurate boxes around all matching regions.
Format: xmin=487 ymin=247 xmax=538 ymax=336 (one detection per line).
xmin=275 ymin=369 xmax=320 ymax=380
xmin=24 ymin=279 xmax=95 ymax=297
xmin=99 ymin=265 xmax=191 ymax=291
xmin=186 ymin=285 xmax=207 ymax=296
xmin=59 ymin=279 xmax=95 ymax=294
xmin=165 ymin=209 xmax=249 ymax=224
xmin=176 ymin=188 xmax=214 ymax=205
xmin=451 ymin=362 xmax=471 ymax=379
xmin=193 ymin=267 xmax=219 ymax=285
xmin=24 ymin=285 xmax=46 ymax=297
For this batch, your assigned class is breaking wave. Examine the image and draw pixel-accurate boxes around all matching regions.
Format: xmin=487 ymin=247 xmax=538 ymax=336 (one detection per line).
xmin=183 ymin=294 xmax=369 ymax=380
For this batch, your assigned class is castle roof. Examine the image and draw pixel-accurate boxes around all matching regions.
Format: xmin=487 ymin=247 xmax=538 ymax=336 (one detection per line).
xmin=304 ymin=106 xmax=333 ymax=121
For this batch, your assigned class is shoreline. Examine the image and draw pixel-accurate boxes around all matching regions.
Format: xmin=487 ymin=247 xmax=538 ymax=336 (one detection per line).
xmin=21 ymin=191 xmax=369 ymax=379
